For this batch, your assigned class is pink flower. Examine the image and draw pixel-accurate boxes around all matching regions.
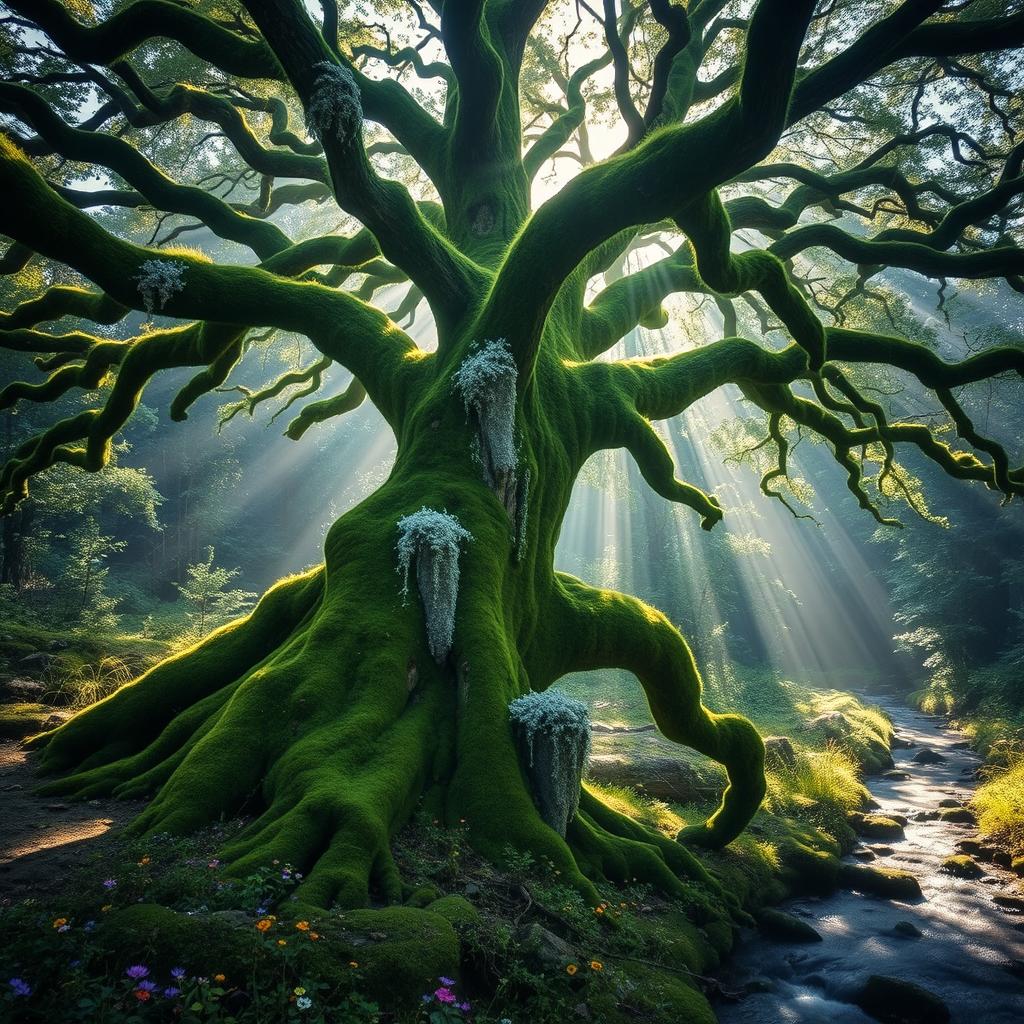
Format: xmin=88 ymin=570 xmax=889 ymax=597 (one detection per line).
xmin=434 ymin=987 xmax=456 ymax=1004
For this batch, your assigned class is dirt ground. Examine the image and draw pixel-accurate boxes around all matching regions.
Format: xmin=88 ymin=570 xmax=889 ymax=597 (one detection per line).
xmin=0 ymin=740 xmax=143 ymax=901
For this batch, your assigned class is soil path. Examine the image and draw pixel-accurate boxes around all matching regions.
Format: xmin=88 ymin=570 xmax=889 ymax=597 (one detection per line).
xmin=0 ymin=740 xmax=142 ymax=900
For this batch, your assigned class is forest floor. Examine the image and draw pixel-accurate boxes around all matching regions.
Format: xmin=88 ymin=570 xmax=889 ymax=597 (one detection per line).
xmin=1 ymin=633 xmax=1022 ymax=1023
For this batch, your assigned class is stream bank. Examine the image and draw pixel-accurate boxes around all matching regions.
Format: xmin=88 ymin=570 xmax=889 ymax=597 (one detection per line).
xmin=713 ymin=695 xmax=1024 ymax=1024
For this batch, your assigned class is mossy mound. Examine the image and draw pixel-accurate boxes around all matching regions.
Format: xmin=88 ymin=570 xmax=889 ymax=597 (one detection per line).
xmin=99 ymin=903 xmax=461 ymax=1007
xmin=938 ymin=806 xmax=976 ymax=825
xmin=0 ymin=702 xmax=54 ymax=738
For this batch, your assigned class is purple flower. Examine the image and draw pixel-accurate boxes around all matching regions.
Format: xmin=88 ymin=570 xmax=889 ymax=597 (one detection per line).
xmin=170 ymin=967 xmax=186 ymax=980
xmin=69 ymin=960 xmax=81 ymax=969
xmin=421 ymin=994 xmax=432 ymax=1003
xmin=207 ymin=859 xmax=220 ymax=869
xmin=435 ymin=987 xmax=456 ymax=1005
xmin=163 ymin=987 xmax=181 ymax=999
xmin=439 ymin=976 xmax=456 ymax=987
xmin=83 ymin=920 xmax=96 ymax=933
xmin=103 ymin=879 xmax=117 ymax=889
xmin=255 ymin=906 xmax=268 ymax=916
xmin=125 ymin=964 xmax=150 ymax=980
xmin=458 ymin=1003 xmax=471 ymax=1012
xmin=137 ymin=980 xmax=158 ymax=993
xmin=9 ymin=978 xmax=31 ymax=997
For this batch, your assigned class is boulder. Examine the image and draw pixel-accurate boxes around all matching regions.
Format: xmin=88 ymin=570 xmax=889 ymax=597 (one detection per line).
xmin=937 ymin=807 xmax=975 ymax=825
xmin=804 ymin=711 xmax=849 ymax=739
xmin=939 ymin=855 xmax=983 ymax=879
xmin=848 ymin=812 xmax=905 ymax=840
xmin=1 ymin=677 xmax=46 ymax=702
xmin=586 ymin=753 xmax=707 ymax=804
xmin=853 ymin=975 xmax=950 ymax=1024
xmin=838 ymin=863 xmax=922 ymax=900
xmin=937 ymin=798 xmax=962 ymax=808
xmin=892 ymin=920 xmax=923 ymax=939
xmin=517 ymin=923 xmax=577 ymax=972
xmin=755 ymin=908 xmax=822 ymax=943
xmin=911 ymin=748 xmax=947 ymax=765
xmin=763 ymin=736 xmax=797 ymax=770
xmin=993 ymin=894 xmax=1024 ymax=913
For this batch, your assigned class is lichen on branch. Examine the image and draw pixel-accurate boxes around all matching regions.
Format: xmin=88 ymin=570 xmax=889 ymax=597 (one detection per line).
xmin=305 ymin=62 xmax=363 ymax=145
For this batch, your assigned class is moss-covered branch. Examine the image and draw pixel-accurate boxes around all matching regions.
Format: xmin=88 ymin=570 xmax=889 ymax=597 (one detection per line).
xmin=542 ymin=572 xmax=766 ymax=849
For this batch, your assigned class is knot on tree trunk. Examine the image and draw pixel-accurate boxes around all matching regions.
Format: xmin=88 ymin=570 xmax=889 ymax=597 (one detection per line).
xmin=396 ymin=507 xmax=472 ymax=664
xmin=509 ymin=690 xmax=591 ymax=836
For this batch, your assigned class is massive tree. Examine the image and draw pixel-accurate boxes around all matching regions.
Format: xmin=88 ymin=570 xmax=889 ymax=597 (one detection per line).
xmin=1 ymin=0 xmax=1023 ymax=910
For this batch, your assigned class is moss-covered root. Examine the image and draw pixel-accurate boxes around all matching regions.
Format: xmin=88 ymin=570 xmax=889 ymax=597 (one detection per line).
xmin=548 ymin=573 xmax=766 ymax=849
xmin=25 ymin=567 xmax=324 ymax=786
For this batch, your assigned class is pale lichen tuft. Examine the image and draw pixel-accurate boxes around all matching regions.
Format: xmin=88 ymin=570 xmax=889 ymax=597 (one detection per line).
xmin=135 ymin=259 xmax=186 ymax=315
xmin=396 ymin=507 xmax=473 ymax=664
xmin=306 ymin=62 xmax=363 ymax=145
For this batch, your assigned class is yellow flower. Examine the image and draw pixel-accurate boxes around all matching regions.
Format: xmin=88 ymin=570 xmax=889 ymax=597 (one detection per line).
xmin=277 ymin=939 xmax=287 ymax=947
xmin=214 ymin=974 xmax=225 ymax=984
xmin=100 ymin=904 xmax=112 ymax=913
xmin=138 ymin=856 xmax=150 ymax=866
xmin=293 ymin=987 xmax=306 ymax=996
xmin=594 ymin=905 xmax=605 ymax=914
xmin=52 ymin=918 xmax=68 ymax=929
xmin=348 ymin=961 xmax=359 ymax=969
xmin=590 ymin=960 xmax=603 ymax=972
xmin=295 ymin=920 xmax=310 ymax=931
xmin=256 ymin=919 xmax=272 ymax=932
xmin=566 ymin=964 xmax=578 ymax=976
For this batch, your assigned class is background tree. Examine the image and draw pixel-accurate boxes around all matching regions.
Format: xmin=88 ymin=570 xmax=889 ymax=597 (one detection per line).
xmin=1 ymin=0 xmax=1023 ymax=912
xmin=175 ymin=545 xmax=257 ymax=638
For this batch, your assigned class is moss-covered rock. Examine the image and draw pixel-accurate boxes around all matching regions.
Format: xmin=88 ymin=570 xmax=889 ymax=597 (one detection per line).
xmin=0 ymin=701 xmax=53 ymax=738
xmin=756 ymin=907 xmax=822 ymax=943
xmin=938 ymin=806 xmax=976 ymax=824
xmin=426 ymin=894 xmax=480 ymax=927
xmin=939 ymin=854 xmax=984 ymax=879
xmin=848 ymin=812 xmax=905 ymax=840
xmin=853 ymin=974 xmax=950 ymax=1024
xmin=838 ymin=863 xmax=922 ymax=900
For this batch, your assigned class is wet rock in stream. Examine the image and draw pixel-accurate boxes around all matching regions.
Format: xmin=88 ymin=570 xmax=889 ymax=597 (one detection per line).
xmin=853 ymin=974 xmax=951 ymax=1024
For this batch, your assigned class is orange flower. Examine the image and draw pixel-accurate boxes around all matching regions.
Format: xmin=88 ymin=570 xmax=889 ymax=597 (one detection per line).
xmin=52 ymin=918 xmax=68 ymax=929
xmin=256 ymin=919 xmax=273 ymax=932
xmin=134 ymin=990 xmax=151 ymax=1002
xmin=566 ymin=964 xmax=578 ymax=976
xmin=138 ymin=856 xmax=150 ymax=866
xmin=214 ymin=974 xmax=225 ymax=983
xmin=295 ymin=920 xmax=310 ymax=931
xmin=309 ymin=933 xmax=320 ymax=941
xmin=594 ymin=905 xmax=605 ymax=914
xmin=590 ymin=960 xmax=603 ymax=972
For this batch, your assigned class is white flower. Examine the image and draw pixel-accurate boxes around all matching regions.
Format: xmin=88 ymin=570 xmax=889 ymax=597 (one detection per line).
xmin=296 ymin=995 xmax=312 ymax=1010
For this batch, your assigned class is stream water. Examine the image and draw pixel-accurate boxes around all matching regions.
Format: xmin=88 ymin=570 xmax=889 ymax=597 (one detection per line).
xmin=713 ymin=695 xmax=1024 ymax=1024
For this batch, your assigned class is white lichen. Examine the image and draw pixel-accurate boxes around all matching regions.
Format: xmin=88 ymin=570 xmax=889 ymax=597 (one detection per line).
xmin=396 ymin=507 xmax=473 ymax=664
xmin=135 ymin=259 xmax=186 ymax=315
xmin=305 ymin=62 xmax=363 ymax=145
xmin=453 ymin=338 xmax=518 ymax=487
xmin=509 ymin=690 xmax=591 ymax=835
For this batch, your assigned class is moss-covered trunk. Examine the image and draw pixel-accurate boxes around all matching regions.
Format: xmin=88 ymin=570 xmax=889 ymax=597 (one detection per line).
xmin=25 ymin=307 xmax=766 ymax=911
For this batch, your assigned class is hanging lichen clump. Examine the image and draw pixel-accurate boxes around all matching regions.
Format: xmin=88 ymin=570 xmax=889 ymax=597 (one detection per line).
xmin=509 ymin=690 xmax=591 ymax=836
xmin=396 ymin=507 xmax=473 ymax=664
xmin=135 ymin=259 xmax=186 ymax=315
xmin=453 ymin=339 xmax=523 ymax=518
xmin=305 ymin=62 xmax=363 ymax=145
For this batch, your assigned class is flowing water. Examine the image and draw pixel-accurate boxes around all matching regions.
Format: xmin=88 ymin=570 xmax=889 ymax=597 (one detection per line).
xmin=713 ymin=696 xmax=1024 ymax=1023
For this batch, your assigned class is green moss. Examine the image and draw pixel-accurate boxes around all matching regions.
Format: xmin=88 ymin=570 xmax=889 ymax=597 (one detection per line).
xmin=0 ymin=701 xmax=54 ymax=738
xmin=425 ymin=895 xmax=480 ymax=927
